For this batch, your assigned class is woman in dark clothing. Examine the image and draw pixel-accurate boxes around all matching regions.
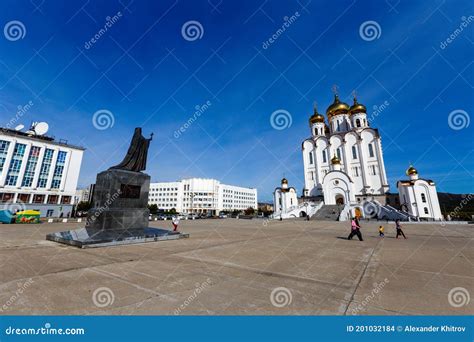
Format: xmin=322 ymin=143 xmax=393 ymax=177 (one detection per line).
xmin=395 ymin=219 xmax=407 ymax=239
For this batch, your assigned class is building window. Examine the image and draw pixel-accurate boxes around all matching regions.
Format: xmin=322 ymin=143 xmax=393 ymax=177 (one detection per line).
xmin=322 ymin=150 xmax=327 ymax=163
xmin=368 ymin=143 xmax=374 ymax=158
xmin=51 ymin=151 xmax=67 ymax=189
xmin=18 ymin=193 xmax=30 ymax=202
xmin=32 ymin=194 xmax=45 ymax=203
xmin=47 ymin=195 xmax=59 ymax=204
xmin=336 ymin=148 xmax=342 ymax=161
xmin=421 ymin=193 xmax=426 ymax=203
xmin=356 ymin=119 xmax=361 ymax=127
xmin=424 ymin=207 xmax=429 ymax=214
xmin=61 ymin=196 xmax=71 ymax=204
xmin=5 ymin=143 xmax=26 ymax=186
xmin=21 ymin=146 xmax=41 ymax=187
xmin=37 ymin=149 xmax=54 ymax=188
xmin=0 ymin=193 xmax=14 ymax=203
xmin=0 ymin=140 xmax=11 ymax=173
xmin=352 ymin=146 xmax=357 ymax=160
xmin=309 ymin=151 xmax=313 ymax=164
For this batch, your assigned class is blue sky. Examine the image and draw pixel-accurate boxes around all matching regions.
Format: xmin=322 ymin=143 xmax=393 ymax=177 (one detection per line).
xmin=0 ymin=0 xmax=473 ymax=201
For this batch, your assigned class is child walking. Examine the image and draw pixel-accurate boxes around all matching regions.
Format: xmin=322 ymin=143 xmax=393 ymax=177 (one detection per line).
xmin=378 ymin=225 xmax=384 ymax=238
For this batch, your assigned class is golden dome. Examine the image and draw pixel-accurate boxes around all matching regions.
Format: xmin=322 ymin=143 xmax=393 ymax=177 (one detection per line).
xmin=326 ymin=94 xmax=350 ymax=118
xmin=406 ymin=165 xmax=418 ymax=176
xmin=331 ymin=155 xmax=341 ymax=165
xmin=349 ymin=96 xmax=366 ymax=115
xmin=309 ymin=104 xmax=325 ymax=124
xmin=281 ymin=178 xmax=288 ymax=184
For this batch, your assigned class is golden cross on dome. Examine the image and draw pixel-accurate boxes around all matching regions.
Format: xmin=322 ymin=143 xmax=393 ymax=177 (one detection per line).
xmin=331 ymin=84 xmax=339 ymax=95
xmin=352 ymin=89 xmax=357 ymax=99
xmin=313 ymin=101 xmax=318 ymax=113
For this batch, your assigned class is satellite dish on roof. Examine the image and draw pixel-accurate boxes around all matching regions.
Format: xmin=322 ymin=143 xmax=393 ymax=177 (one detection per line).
xmin=33 ymin=122 xmax=49 ymax=135
xmin=14 ymin=124 xmax=24 ymax=131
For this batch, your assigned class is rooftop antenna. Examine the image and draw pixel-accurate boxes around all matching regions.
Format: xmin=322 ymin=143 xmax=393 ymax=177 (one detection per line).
xmin=25 ymin=121 xmax=37 ymax=135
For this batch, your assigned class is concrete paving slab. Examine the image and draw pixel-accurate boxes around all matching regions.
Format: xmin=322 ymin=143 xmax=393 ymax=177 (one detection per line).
xmin=0 ymin=219 xmax=472 ymax=315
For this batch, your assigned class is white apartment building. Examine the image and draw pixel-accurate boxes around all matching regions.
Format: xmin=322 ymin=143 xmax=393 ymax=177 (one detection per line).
xmin=0 ymin=128 xmax=84 ymax=217
xmin=148 ymin=178 xmax=258 ymax=214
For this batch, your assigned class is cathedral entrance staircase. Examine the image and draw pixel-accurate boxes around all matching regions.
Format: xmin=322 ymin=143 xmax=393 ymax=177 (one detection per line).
xmin=311 ymin=204 xmax=343 ymax=221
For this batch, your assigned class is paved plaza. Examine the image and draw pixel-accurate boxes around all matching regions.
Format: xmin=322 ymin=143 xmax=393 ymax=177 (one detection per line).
xmin=0 ymin=219 xmax=472 ymax=315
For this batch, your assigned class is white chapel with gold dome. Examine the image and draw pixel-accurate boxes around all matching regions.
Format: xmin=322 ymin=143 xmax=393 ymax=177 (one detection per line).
xmin=273 ymin=89 xmax=443 ymax=221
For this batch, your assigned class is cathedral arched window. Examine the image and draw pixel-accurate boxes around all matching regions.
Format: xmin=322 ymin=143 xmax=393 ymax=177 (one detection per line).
xmin=336 ymin=148 xmax=342 ymax=161
xmin=368 ymin=143 xmax=374 ymax=157
xmin=421 ymin=193 xmax=426 ymax=203
xmin=424 ymin=207 xmax=429 ymax=214
xmin=322 ymin=150 xmax=327 ymax=163
xmin=309 ymin=152 xmax=313 ymax=164
xmin=356 ymin=119 xmax=361 ymax=127
xmin=314 ymin=128 xmax=317 ymax=136
xmin=352 ymin=146 xmax=357 ymax=160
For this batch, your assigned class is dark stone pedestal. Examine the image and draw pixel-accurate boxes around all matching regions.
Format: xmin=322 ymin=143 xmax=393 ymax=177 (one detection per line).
xmin=46 ymin=227 xmax=189 ymax=248
xmin=46 ymin=169 xmax=189 ymax=248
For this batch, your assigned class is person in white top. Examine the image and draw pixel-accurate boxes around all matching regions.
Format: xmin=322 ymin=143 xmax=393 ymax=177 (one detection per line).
xmin=172 ymin=216 xmax=180 ymax=232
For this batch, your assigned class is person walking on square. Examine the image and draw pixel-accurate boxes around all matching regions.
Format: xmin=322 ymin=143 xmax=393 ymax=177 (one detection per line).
xmin=379 ymin=225 xmax=385 ymax=238
xmin=172 ymin=215 xmax=180 ymax=232
xmin=395 ymin=219 xmax=407 ymax=239
xmin=348 ymin=217 xmax=363 ymax=241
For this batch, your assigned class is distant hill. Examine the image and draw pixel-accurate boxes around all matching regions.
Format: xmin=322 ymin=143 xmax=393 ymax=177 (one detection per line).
xmin=438 ymin=192 xmax=474 ymax=220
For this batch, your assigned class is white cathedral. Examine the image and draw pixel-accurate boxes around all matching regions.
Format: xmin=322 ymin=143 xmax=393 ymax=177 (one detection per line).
xmin=273 ymin=91 xmax=443 ymax=221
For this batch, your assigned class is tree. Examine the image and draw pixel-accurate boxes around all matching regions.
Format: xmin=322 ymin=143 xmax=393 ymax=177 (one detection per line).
xmin=148 ymin=204 xmax=158 ymax=215
xmin=165 ymin=208 xmax=177 ymax=215
xmin=76 ymin=201 xmax=92 ymax=212
xmin=244 ymin=207 xmax=255 ymax=215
